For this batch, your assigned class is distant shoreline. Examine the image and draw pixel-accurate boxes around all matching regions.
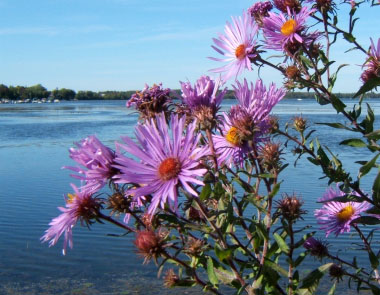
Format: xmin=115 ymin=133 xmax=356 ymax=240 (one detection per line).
xmin=1 ymin=83 xmax=379 ymax=102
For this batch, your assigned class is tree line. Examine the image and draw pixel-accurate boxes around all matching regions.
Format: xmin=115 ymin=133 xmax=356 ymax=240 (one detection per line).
xmin=0 ymin=83 xmax=379 ymax=101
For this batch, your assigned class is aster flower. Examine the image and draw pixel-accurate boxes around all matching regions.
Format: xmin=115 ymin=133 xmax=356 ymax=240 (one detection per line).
xmin=213 ymin=112 xmax=251 ymax=168
xmin=315 ymin=185 xmax=371 ymax=237
xmin=361 ymin=38 xmax=380 ymax=83
xmin=41 ymin=184 xmax=101 ymax=255
xmin=180 ymin=75 xmax=227 ymax=129
xmin=180 ymin=75 xmax=226 ymax=110
xmin=233 ymin=79 xmax=286 ymax=119
xmin=113 ymin=113 xmax=209 ymax=215
xmin=209 ymin=11 xmax=259 ymax=82
xmin=64 ymin=135 xmax=116 ymax=191
xmin=127 ymin=83 xmax=172 ymax=120
xmin=262 ymin=7 xmax=319 ymax=54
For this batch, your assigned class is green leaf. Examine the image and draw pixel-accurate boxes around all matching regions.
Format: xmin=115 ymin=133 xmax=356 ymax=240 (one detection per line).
xmin=199 ymin=183 xmax=211 ymax=201
xmin=373 ymin=171 xmax=380 ymax=205
xmin=351 ymin=216 xmax=380 ymax=225
xmin=330 ymin=94 xmax=347 ymax=113
xmin=269 ymin=182 xmax=281 ymax=198
xmin=343 ymin=32 xmax=356 ymax=43
xmin=314 ymin=93 xmax=330 ymax=105
xmin=316 ymin=122 xmax=356 ymax=131
xmin=359 ymin=153 xmax=380 ymax=178
xmin=264 ymin=259 xmax=288 ymax=277
xmin=354 ymin=77 xmax=380 ymax=98
xmin=328 ymin=283 xmax=337 ymax=295
xmin=215 ymin=244 xmax=233 ymax=261
xmin=273 ymin=233 xmax=289 ymax=254
xmin=339 ymin=138 xmax=367 ymax=148
xmin=299 ymin=263 xmax=333 ymax=295
xmin=369 ymin=250 xmax=379 ymax=270
xmin=213 ymin=268 xmax=236 ymax=285
xmin=207 ymin=257 xmax=219 ymax=286
xmin=318 ymin=194 xmax=364 ymax=203
xmin=365 ymin=130 xmax=380 ymax=141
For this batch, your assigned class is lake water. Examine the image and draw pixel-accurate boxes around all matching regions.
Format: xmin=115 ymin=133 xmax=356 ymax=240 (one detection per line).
xmin=0 ymin=99 xmax=379 ymax=294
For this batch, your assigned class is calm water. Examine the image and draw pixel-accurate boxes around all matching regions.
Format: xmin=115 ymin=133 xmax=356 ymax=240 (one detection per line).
xmin=0 ymin=99 xmax=379 ymax=294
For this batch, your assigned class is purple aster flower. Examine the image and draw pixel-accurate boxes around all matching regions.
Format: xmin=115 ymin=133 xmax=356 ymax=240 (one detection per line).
xmin=262 ymin=7 xmax=319 ymax=54
xmin=209 ymin=11 xmax=259 ymax=82
xmin=127 ymin=83 xmax=172 ymax=120
xmin=315 ymin=185 xmax=371 ymax=237
xmin=233 ymin=79 xmax=286 ymax=119
xmin=41 ymin=184 xmax=101 ymax=255
xmin=180 ymin=75 xmax=226 ymax=110
xmin=64 ymin=135 xmax=116 ymax=191
xmin=248 ymin=1 xmax=273 ymax=26
xmin=213 ymin=112 xmax=251 ymax=168
xmin=113 ymin=113 xmax=209 ymax=216
xmin=361 ymin=38 xmax=380 ymax=83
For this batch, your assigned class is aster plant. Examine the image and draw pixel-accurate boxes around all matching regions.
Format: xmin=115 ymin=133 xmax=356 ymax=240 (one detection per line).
xmin=43 ymin=0 xmax=380 ymax=294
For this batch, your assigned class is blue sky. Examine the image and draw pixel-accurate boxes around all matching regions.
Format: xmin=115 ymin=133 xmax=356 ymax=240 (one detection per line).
xmin=0 ymin=0 xmax=378 ymax=92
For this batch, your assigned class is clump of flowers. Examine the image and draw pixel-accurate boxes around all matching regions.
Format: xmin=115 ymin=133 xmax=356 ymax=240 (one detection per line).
xmin=209 ymin=11 xmax=258 ymax=81
xmin=315 ymin=185 xmax=371 ymax=237
xmin=213 ymin=79 xmax=285 ymax=168
xmin=64 ymin=135 xmax=116 ymax=191
xmin=248 ymin=1 xmax=273 ymax=26
xmin=127 ymin=83 xmax=172 ymax=120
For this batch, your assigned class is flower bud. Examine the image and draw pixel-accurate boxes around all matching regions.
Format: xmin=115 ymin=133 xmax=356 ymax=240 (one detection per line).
xmin=268 ymin=116 xmax=279 ymax=133
xmin=134 ymin=230 xmax=164 ymax=264
xmin=293 ymin=116 xmax=307 ymax=133
xmin=285 ymin=65 xmax=300 ymax=80
xmin=185 ymin=237 xmax=205 ymax=256
xmin=163 ymin=269 xmax=179 ymax=288
xmin=258 ymin=142 xmax=283 ymax=171
xmin=303 ymin=237 xmax=329 ymax=259
xmin=273 ymin=0 xmax=301 ymax=13
xmin=329 ymin=264 xmax=345 ymax=282
xmin=277 ymin=194 xmax=305 ymax=222
xmin=107 ymin=192 xmax=130 ymax=215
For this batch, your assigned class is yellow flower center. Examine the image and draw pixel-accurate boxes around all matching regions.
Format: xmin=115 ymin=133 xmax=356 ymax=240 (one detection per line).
xmin=158 ymin=157 xmax=181 ymax=181
xmin=235 ymin=44 xmax=246 ymax=60
xmin=281 ymin=19 xmax=297 ymax=36
xmin=226 ymin=126 xmax=241 ymax=146
xmin=336 ymin=205 xmax=355 ymax=223
xmin=66 ymin=193 xmax=76 ymax=204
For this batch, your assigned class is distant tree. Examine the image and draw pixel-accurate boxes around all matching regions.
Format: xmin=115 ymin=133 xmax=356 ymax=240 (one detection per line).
xmin=75 ymin=90 xmax=102 ymax=100
xmin=0 ymin=84 xmax=9 ymax=98
xmin=53 ymin=88 xmax=76 ymax=100
xmin=27 ymin=84 xmax=50 ymax=99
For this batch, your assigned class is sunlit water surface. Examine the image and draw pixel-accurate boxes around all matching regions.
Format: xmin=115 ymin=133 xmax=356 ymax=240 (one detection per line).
xmin=0 ymin=99 xmax=379 ymax=294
